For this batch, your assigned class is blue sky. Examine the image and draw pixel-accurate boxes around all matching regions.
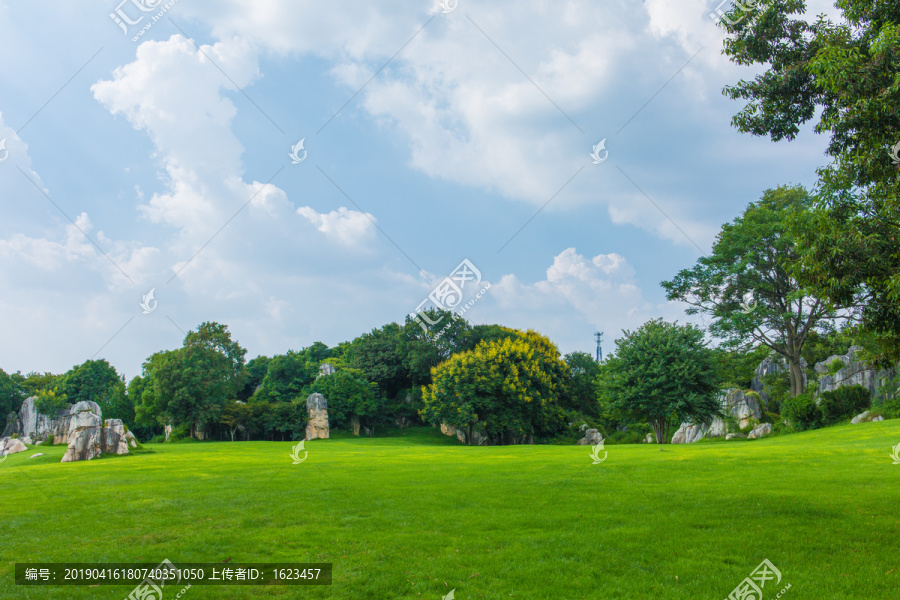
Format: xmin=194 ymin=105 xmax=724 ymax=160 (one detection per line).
xmin=0 ymin=0 xmax=836 ymax=379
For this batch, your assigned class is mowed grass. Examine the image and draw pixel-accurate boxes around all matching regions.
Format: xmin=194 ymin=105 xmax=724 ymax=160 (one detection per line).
xmin=2 ymin=422 xmax=899 ymax=600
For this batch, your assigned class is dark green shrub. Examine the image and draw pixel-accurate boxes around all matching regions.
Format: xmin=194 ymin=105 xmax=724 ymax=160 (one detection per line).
xmin=827 ymin=358 xmax=845 ymax=376
xmin=819 ymin=385 xmax=871 ymax=424
xmin=149 ymin=434 xmax=166 ymax=444
xmin=782 ymin=392 xmax=824 ymax=431
xmin=46 ymin=434 xmax=54 ymax=446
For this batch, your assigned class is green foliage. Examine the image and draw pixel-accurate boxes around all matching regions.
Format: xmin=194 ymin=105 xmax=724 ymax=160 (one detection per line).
xmin=720 ymin=0 xmax=900 ymax=363
xmin=253 ymin=344 xmax=331 ymax=404
xmin=0 ymin=368 xmax=26 ymax=418
xmin=819 ymin=385 xmax=872 ymax=424
xmin=782 ymin=391 xmax=824 ymax=431
xmin=347 ymin=324 xmax=409 ymax=400
xmin=597 ymin=319 xmax=721 ymax=444
xmin=183 ymin=322 xmax=247 ymax=397
xmin=827 ymin=358 xmax=846 ymax=377
xmin=33 ymin=387 xmax=68 ymax=416
xmin=562 ymin=351 xmax=602 ymax=416
xmin=310 ymin=369 xmax=383 ymax=433
xmin=662 ymin=186 xmax=836 ymax=397
xmin=421 ymin=330 xmax=568 ymax=445
xmin=712 ymin=345 xmax=770 ymax=390
xmin=238 ymin=356 xmax=271 ymax=401
xmin=46 ymin=434 xmax=54 ymax=446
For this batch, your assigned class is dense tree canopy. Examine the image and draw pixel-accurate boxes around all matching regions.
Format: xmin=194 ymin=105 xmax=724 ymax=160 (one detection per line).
xmin=662 ymin=186 xmax=839 ymax=396
xmin=721 ymin=0 xmax=900 ymax=361
xmin=421 ymin=330 xmax=569 ymax=445
xmin=597 ymin=320 xmax=721 ymax=444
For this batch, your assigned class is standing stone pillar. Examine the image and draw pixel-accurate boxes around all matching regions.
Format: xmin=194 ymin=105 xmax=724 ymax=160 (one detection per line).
xmin=305 ymin=393 xmax=330 ymax=440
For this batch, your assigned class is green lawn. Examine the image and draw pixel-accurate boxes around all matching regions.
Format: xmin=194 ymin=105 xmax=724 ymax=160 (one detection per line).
xmin=2 ymin=422 xmax=899 ymax=599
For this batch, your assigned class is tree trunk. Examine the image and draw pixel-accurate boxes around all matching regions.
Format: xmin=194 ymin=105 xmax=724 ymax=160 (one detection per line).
xmin=788 ymin=356 xmax=805 ymax=397
xmin=467 ymin=423 xmax=474 ymax=446
xmin=651 ymin=418 xmax=667 ymax=444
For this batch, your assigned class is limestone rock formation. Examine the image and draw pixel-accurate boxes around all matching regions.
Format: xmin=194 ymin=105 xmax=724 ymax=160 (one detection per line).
xmin=850 ymin=411 xmax=885 ymax=424
xmin=815 ymin=346 xmax=896 ymax=398
xmin=725 ymin=433 xmax=747 ymax=440
xmin=751 ymin=354 xmax=808 ymax=406
xmin=124 ymin=430 xmax=139 ymax=448
xmin=0 ymin=437 xmax=27 ymax=456
xmin=305 ymin=393 xmax=330 ymax=440
xmin=576 ymin=428 xmax=603 ymax=446
xmin=672 ymin=423 xmax=709 ymax=444
xmin=643 ymin=433 xmax=654 ymax=443
xmin=747 ymin=423 xmax=772 ymax=439
xmin=3 ymin=397 xmax=103 ymax=446
xmin=61 ymin=426 xmax=101 ymax=463
xmin=101 ymin=419 xmax=130 ymax=455
xmin=28 ymin=453 xmax=44 ymax=459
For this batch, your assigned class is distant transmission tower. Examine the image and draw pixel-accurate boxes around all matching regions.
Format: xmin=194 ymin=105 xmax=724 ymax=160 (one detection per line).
xmin=594 ymin=331 xmax=603 ymax=362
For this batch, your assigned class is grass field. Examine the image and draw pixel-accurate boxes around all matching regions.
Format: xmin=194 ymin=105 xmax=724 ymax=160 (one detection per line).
xmin=2 ymin=422 xmax=899 ymax=599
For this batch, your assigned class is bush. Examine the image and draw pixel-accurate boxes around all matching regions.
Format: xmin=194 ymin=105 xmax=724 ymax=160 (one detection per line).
xmin=11 ymin=434 xmax=18 ymax=439
xmin=782 ymin=392 xmax=824 ymax=431
xmin=46 ymin=434 xmax=55 ymax=446
xmin=819 ymin=385 xmax=871 ymax=424
xmin=149 ymin=434 xmax=166 ymax=444
xmin=827 ymin=358 xmax=846 ymax=376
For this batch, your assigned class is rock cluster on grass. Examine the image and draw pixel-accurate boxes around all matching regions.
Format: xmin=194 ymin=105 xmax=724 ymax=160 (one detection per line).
xmin=850 ymin=411 xmax=885 ymax=424
xmin=725 ymin=433 xmax=747 ymax=440
xmin=3 ymin=397 xmax=131 ymax=463
xmin=747 ymin=423 xmax=772 ymax=439
xmin=439 ymin=422 xmax=488 ymax=445
xmin=672 ymin=388 xmax=766 ymax=444
xmin=0 ymin=437 xmax=28 ymax=457
xmin=576 ymin=428 xmax=603 ymax=446
xmin=305 ymin=393 xmax=330 ymax=440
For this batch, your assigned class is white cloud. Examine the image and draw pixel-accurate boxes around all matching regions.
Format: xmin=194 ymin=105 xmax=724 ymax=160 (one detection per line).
xmin=297 ymin=206 xmax=377 ymax=247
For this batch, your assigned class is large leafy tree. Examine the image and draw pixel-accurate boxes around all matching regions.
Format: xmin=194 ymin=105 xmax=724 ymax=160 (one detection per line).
xmin=347 ymin=324 xmax=409 ymax=399
xmin=720 ymin=0 xmax=900 ymax=360
xmin=184 ymin=322 xmax=247 ymax=397
xmin=60 ymin=359 xmax=131 ymax=422
xmin=252 ymin=347 xmax=322 ymax=404
xmin=310 ymin=369 xmax=382 ymax=434
xmin=151 ymin=346 xmax=231 ymax=438
xmin=421 ymin=331 xmax=568 ymax=445
xmin=662 ymin=186 xmax=840 ymax=396
xmin=0 ymin=369 xmax=26 ymax=420
xmin=597 ymin=320 xmax=721 ymax=444
xmin=562 ymin=351 xmax=603 ymax=416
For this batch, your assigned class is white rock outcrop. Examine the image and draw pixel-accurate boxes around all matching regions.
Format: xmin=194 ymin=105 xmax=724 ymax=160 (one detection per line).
xmin=61 ymin=426 xmax=101 ymax=463
xmin=747 ymin=423 xmax=772 ymax=439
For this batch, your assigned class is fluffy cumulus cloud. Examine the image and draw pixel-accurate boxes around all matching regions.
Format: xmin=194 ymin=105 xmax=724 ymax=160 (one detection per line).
xmin=297 ymin=206 xmax=376 ymax=247
xmin=479 ymin=247 xmax=690 ymax=354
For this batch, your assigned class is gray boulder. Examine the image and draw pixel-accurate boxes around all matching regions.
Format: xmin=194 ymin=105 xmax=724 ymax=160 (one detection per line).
xmin=305 ymin=394 xmax=329 ymax=440
xmin=725 ymin=433 xmax=747 ymax=440
xmin=643 ymin=433 xmax=653 ymax=443
xmin=850 ymin=411 xmax=885 ymax=424
xmin=124 ymin=430 xmax=139 ymax=448
xmin=747 ymin=423 xmax=772 ymax=439
xmin=577 ymin=428 xmax=603 ymax=446
xmin=101 ymin=419 xmax=130 ymax=455
xmin=21 ymin=435 xmax=33 ymax=445
xmin=671 ymin=422 xmax=709 ymax=444
xmin=28 ymin=453 xmax=44 ymax=459
xmin=0 ymin=437 xmax=28 ymax=456
xmin=61 ymin=426 xmax=101 ymax=463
